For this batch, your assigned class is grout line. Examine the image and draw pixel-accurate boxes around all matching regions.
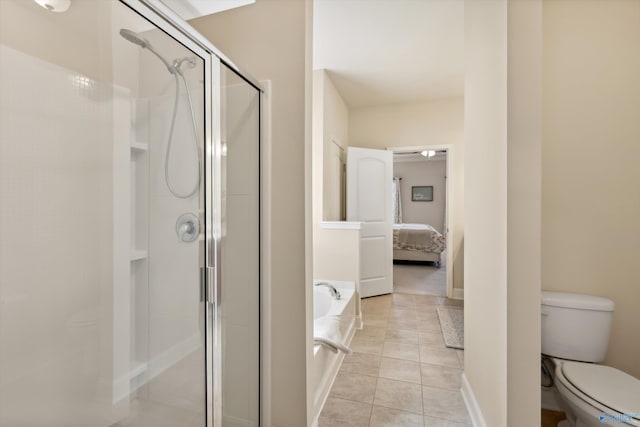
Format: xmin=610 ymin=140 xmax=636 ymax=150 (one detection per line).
xmin=371 ymin=403 xmax=425 ymax=417
xmin=366 ymin=397 xmax=374 ymax=427
xmin=361 ymin=288 xmax=465 ymax=424
xmin=421 ymin=380 xmax=465 ymax=393
xmin=326 ymin=395 xmax=373 ymax=407
xmin=368 ymin=334 xmax=383 ymax=427
xmin=419 ymin=319 xmax=426 ymax=419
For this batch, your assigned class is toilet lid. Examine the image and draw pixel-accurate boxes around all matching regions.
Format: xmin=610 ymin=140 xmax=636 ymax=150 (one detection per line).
xmin=562 ymin=362 xmax=640 ymax=419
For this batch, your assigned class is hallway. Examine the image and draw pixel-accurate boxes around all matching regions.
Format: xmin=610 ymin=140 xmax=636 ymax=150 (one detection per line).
xmin=318 ymin=290 xmax=468 ymax=427
xmin=393 ymin=251 xmax=447 ymax=296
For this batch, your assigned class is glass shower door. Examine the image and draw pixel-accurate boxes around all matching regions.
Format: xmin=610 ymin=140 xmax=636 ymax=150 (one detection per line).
xmin=0 ymin=1 xmax=208 ymax=425
xmin=216 ymin=64 xmax=261 ymax=427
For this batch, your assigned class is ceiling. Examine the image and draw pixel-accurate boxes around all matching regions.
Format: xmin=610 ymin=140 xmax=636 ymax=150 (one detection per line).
xmin=393 ymin=151 xmax=447 ymax=163
xmin=313 ymin=0 xmax=464 ymax=109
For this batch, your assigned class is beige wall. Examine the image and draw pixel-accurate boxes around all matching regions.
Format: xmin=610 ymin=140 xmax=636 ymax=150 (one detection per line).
xmin=312 ymin=69 xmax=356 ymax=279
xmin=191 ymin=2 xmax=309 ymax=425
xmin=313 ymin=228 xmax=360 ymax=286
xmin=393 ymin=159 xmax=447 ymax=233
xmin=464 ymin=1 xmax=542 ymax=426
xmin=507 ymin=0 xmax=542 ymax=424
xmin=316 ymin=70 xmax=349 ymax=222
xmin=542 ymin=0 xmax=640 ymax=379
xmin=463 ymin=1 xmax=508 ymax=425
xmin=349 ymin=98 xmax=465 ymax=289
xmin=0 ymin=0 xmax=146 ymax=89
xmin=312 ymin=70 xmax=325 ymax=228
xmin=0 ymin=0 xmax=111 ymax=81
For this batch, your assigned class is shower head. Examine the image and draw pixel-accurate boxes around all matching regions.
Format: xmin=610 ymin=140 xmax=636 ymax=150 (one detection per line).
xmin=119 ymin=29 xmax=150 ymax=49
xmin=119 ymin=28 xmax=175 ymax=74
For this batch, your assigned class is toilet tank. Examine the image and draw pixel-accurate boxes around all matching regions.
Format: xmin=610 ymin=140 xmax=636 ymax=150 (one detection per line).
xmin=541 ymin=291 xmax=615 ymax=363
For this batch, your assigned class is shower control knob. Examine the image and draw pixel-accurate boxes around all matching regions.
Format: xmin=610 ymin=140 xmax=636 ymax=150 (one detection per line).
xmin=176 ymin=213 xmax=199 ymax=243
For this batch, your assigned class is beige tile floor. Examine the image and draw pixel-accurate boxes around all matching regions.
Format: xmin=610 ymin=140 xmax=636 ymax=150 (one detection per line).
xmin=393 ymin=251 xmax=448 ymax=296
xmin=319 ymin=290 xmax=469 ymax=427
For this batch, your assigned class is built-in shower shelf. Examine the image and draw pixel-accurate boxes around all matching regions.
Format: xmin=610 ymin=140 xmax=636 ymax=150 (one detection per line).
xmin=130 ymin=141 xmax=148 ymax=152
xmin=130 ymin=250 xmax=148 ymax=261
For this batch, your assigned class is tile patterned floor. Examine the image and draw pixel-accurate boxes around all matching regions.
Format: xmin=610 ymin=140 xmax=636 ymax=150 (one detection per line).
xmin=319 ymin=291 xmax=469 ymax=427
xmin=393 ymin=253 xmax=447 ymax=297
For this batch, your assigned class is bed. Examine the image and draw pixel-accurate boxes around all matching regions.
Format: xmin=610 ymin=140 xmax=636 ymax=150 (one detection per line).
xmin=392 ymin=223 xmax=446 ymax=266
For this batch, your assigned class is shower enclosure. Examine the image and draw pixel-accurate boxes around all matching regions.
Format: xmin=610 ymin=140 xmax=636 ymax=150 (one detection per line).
xmin=0 ymin=1 xmax=261 ymax=426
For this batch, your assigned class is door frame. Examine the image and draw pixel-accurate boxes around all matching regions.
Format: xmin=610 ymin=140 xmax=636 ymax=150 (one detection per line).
xmin=388 ymin=145 xmax=456 ymax=300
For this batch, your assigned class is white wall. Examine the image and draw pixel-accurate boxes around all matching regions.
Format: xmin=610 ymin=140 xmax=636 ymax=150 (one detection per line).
xmin=349 ymin=98 xmax=464 ymax=289
xmin=393 ymin=159 xmax=446 ymax=233
xmin=0 ymin=2 xmax=167 ymax=424
xmin=138 ymin=27 xmax=204 ymax=379
xmin=191 ymin=3 xmax=309 ymax=425
xmin=542 ymin=0 xmax=640 ymax=379
xmin=0 ymin=43 xmax=119 ymax=426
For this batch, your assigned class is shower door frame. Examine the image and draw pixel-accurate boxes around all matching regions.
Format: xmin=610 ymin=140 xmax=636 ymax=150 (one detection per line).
xmin=119 ymin=1 xmax=264 ymax=427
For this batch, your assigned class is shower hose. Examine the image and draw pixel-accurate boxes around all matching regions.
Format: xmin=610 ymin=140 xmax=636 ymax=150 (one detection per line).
xmin=165 ymin=71 xmax=201 ymax=199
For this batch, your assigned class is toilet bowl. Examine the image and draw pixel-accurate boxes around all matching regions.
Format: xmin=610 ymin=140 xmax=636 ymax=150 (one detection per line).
xmin=552 ymin=358 xmax=640 ymax=427
xmin=541 ymin=292 xmax=640 ymax=427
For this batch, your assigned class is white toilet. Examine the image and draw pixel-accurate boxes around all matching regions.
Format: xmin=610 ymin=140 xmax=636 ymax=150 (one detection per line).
xmin=541 ymin=291 xmax=640 ymax=427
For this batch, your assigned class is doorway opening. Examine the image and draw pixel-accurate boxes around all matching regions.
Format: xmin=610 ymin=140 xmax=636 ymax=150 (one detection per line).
xmin=390 ymin=145 xmax=454 ymax=299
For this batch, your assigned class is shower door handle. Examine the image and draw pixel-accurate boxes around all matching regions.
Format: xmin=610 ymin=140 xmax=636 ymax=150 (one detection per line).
xmin=200 ymin=267 xmax=205 ymax=302
xmin=200 ymin=266 xmax=216 ymax=304
xmin=205 ymin=232 xmax=218 ymax=306
xmin=206 ymin=266 xmax=216 ymax=305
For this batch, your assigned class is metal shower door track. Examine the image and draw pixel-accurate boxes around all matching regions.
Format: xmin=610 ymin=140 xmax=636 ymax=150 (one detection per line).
xmin=138 ymin=0 xmax=264 ymax=93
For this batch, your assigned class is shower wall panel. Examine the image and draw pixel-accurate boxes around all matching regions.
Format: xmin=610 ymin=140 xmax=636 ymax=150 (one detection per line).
xmin=0 ymin=43 xmax=127 ymax=426
xmin=0 ymin=1 xmax=208 ymax=425
xmin=0 ymin=1 xmax=262 ymax=426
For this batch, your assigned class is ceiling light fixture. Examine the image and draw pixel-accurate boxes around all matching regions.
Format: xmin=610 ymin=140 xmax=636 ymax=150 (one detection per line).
xmin=34 ymin=0 xmax=71 ymax=13
xmin=420 ymin=150 xmax=436 ymax=158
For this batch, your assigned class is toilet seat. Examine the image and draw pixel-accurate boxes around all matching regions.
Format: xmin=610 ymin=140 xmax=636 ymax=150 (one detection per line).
xmin=557 ymin=361 xmax=640 ymax=424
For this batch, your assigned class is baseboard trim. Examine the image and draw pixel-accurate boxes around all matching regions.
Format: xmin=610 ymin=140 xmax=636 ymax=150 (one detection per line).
xmin=453 ymin=288 xmax=464 ymax=300
xmin=461 ymin=372 xmax=487 ymax=427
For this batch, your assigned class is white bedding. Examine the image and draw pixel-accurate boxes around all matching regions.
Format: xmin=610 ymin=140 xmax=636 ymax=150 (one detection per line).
xmin=392 ymin=223 xmax=446 ymax=254
xmin=393 ymin=223 xmax=438 ymax=232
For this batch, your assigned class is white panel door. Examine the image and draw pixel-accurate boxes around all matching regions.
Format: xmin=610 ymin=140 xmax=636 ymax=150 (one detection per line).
xmin=347 ymin=147 xmax=393 ymax=297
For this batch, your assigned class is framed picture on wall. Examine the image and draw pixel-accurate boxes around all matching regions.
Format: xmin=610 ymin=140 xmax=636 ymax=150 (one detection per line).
xmin=411 ymin=186 xmax=433 ymax=202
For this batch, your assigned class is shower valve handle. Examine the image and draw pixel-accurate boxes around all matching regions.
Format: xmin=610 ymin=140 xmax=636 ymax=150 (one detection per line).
xmin=176 ymin=213 xmax=199 ymax=243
